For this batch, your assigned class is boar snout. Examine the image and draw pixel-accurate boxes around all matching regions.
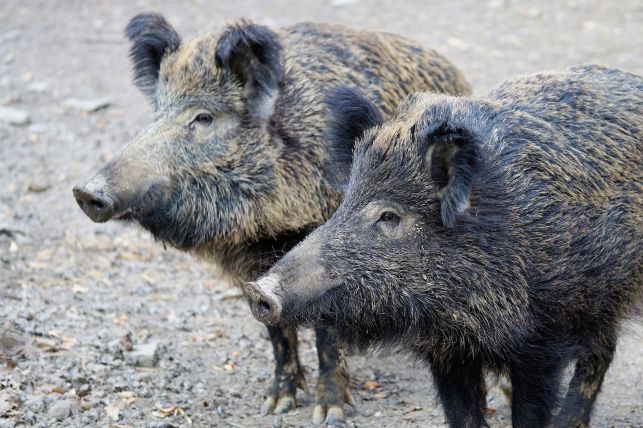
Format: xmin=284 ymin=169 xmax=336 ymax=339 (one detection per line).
xmin=245 ymin=277 xmax=283 ymax=325
xmin=73 ymin=176 xmax=122 ymax=223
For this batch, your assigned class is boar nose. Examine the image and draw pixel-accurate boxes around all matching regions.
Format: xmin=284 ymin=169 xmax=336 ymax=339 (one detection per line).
xmin=72 ymin=185 xmax=119 ymax=223
xmin=245 ymin=278 xmax=283 ymax=325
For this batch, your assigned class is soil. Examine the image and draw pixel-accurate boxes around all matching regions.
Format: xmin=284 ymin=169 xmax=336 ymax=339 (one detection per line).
xmin=0 ymin=0 xmax=641 ymax=427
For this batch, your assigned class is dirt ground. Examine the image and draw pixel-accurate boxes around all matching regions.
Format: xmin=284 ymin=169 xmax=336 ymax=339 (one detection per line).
xmin=0 ymin=0 xmax=641 ymax=427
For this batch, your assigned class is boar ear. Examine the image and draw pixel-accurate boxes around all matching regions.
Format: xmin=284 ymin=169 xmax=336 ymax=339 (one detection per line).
xmin=215 ymin=20 xmax=283 ymax=110
xmin=418 ymin=122 xmax=482 ymax=228
xmin=125 ymin=13 xmax=181 ymax=102
xmin=324 ymin=87 xmax=383 ymax=190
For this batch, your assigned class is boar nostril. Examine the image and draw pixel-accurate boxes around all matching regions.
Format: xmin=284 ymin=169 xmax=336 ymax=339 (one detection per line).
xmin=245 ymin=281 xmax=283 ymax=325
xmin=73 ymin=186 xmax=118 ymax=223
xmin=258 ymin=300 xmax=272 ymax=318
xmin=88 ymin=198 xmax=105 ymax=211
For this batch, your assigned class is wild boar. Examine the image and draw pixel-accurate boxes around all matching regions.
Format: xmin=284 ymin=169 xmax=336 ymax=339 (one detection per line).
xmin=72 ymin=12 xmax=471 ymax=424
xmin=246 ymin=65 xmax=642 ymax=427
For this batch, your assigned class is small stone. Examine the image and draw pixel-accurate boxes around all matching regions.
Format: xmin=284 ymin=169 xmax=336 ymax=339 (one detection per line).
xmin=125 ymin=343 xmax=158 ymax=368
xmin=27 ymin=81 xmax=48 ymax=93
xmin=0 ymin=321 xmax=25 ymax=359
xmin=0 ymin=107 xmax=30 ymax=125
xmin=48 ymin=399 xmax=72 ymax=421
xmin=27 ymin=181 xmax=51 ymax=193
xmin=25 ymin=396 xmax=45 ymax=413
xmin=0 ymin=419 xmax=16 ymax=428
xmin=76 ymin=383 xmax=91 ymax=398
xmin=272 ymin=414 xmax=283 ymax=428
xmin=64 ymin=97 xmax=111 ymax=113
xmin=330 ymin=0 xmax=360 ymax=5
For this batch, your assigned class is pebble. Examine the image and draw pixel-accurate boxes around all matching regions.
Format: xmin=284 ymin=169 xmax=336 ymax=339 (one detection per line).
xmin=125 ymin=343 xmax=159 ymax=368
xmin=64 ymin=97 xmax=111 ymax=113
xmin=47 ymin=399 xmax=72 ymax=421
xmin=26 ymin=81 xmax=48 ymax=93
xmin=25 ymin=396 xmax=45 ymax=413
xmin=75 ymin=383 xmax=91 ymax=397
xmin=0 ymin=419 xmax=15 ymax=428
xmin=272 ymin=415 xmax=283 ymax=428
xmin=0 ymin=107 xmax=30 ymax=125
xmin=330 ymin=0 xmax=360 ymax=6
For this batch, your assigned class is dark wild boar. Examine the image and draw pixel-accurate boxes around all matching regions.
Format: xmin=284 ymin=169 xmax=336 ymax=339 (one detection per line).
xmin=246 ymin=65 xmax=642 ymax=427
xmin=72 ymin=12 xmax=471 ymax=424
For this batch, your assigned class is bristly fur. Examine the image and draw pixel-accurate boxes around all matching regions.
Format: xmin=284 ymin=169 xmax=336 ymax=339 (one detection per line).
xmin=125 ymin=13 xmax=181 ymax=101
xmin=265 ymin=65 xmax=643 ymax=427
xmin=324 ymin=87 xmax=384 ymax=190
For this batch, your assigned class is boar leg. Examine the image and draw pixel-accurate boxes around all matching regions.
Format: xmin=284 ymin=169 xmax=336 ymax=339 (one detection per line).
xmin=509 ymin=356 xmax=564 ymax=428
xmin=553 ymin=331 xmax=616 ymax=428
xmin=312 ymin=328 xmax=354 ymax=425
xmin=430 ymin=358 xmax=487 ymax=428
xmin=262 ymin=325 xmax=307 ymax=414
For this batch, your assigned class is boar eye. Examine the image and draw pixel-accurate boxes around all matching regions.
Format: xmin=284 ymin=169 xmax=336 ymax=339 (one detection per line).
xmin=193 ymin=112 xmax=213 ymax=126
xmin=379 ymin=211 xmax=400 ymax=223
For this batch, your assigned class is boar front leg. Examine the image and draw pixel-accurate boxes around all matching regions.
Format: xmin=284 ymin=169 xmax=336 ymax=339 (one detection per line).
xmin=262 ymin=325 xmax=307 ymax=414
xmin=313 ymin=328 xmax=355 ymax=425
xmin=509 ymin=354 xmax=564 ymax=428
xmin=430 ymin=357 xmax=487 ymax=428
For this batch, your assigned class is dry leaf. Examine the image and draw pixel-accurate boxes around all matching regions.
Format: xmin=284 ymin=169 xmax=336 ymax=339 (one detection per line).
xmin=105 ymin=403 xmax=120 ymax=421
xmin=117 ymin=391 xmax=137 ymax=405
xmin=72 ymin=284 xmax=88 ymax=294
xmin=50 ymin=386 xmax=65 ymax=394
xmin=113 ymin=314 xmax=128 ymax=326
xmin=217 ymin=288 xmax=243 ymax=301
xmin=153 ymin=406 xmax=191 ymax=424
xmin=362 ymin=380 xmax=381 ymax=391
xmin=154 ymin=406 xmax=177 ymax=418
xmin=27 ymin=261 xmax=48 ymax=270
xmin=35 ymin=337 xmax=58 ymax=352
xmin=484 ymin=407 xmax=497 ymax=415
xmin=208 ymin=329 xmax=228 ymax=340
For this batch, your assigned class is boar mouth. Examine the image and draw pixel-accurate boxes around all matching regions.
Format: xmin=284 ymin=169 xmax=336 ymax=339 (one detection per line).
xmin=286 ymin=284 xmax=345 ymax=327
xmin=73 ymin=179 xmax=169 ymax=224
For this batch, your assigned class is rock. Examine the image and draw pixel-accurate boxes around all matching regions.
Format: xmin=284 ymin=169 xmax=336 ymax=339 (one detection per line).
xmin=64 ymin=97 xmax=111 ymax=113
xmin=0 ymin=321 xmax=26 ymax=360
xmin=272 ymin=415 xmax=283 ymax=428
xmin=0 ymin=107 xmax=30 ymax=125
xmin=125 ymin=343 xmax=158 ymax=368
xmin=48 ymin=399 xmax=72 ymax=421
xmin=26 ymin=81 xmax=48 ymax=93
xmin=330 ymin=0 xmax=360 ymax=5
xmin=27 ymin=181 xmax=51 ymax=193
xmin=0 ymin=419 xmax=16 ymax=428
xmin=22 ymin=410 xmax=37 ymax=424
xmin=75 ymin=383 xmax=91 ymax=398
xmin=25 ymin=396 xmax=45 ymax=413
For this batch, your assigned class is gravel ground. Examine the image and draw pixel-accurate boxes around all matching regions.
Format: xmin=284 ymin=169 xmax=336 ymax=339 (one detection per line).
xmin=0 ymin=1 xmax=641 ymax=427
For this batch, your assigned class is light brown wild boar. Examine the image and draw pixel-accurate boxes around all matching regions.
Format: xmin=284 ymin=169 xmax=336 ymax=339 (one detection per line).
xmin=73 ymin=12 xmax=471 ymax=424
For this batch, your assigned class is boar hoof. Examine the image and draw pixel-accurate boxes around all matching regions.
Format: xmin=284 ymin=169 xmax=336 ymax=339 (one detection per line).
xmin=261 ymin=393 xmax=297 ymax=415
xmin=273 ymin=395 xmax=296 ymax=414
xmin=261 ymin=367 xmax=307 ymax=415
xmin=313 ymin=404 xmax=345 ymax=426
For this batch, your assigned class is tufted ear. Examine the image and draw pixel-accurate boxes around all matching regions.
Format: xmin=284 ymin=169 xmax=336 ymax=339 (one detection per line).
xmin=324 ymin=87 xmax=383 ymax=191
xmin=417 ymin=121 xmax=482 ymax=228
xmin=215 ymin=20 xmax=283 ymax=113
xmin=125 ymin=13 xmax=181 ymax=102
